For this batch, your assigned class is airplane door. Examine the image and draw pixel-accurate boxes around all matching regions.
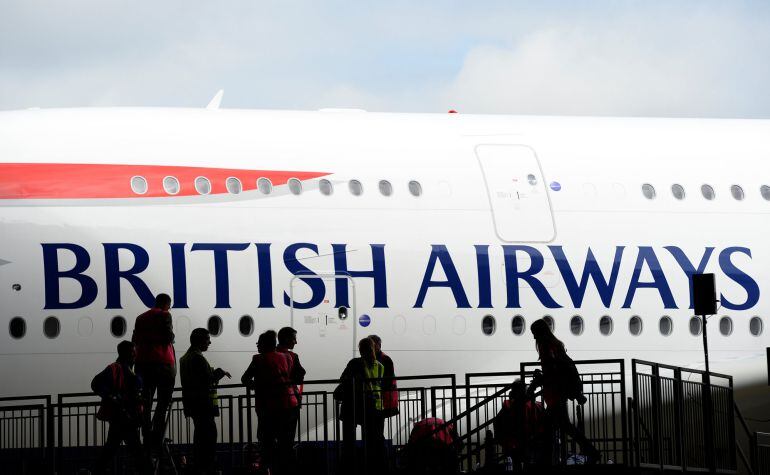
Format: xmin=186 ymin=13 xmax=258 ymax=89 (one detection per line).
xmin=289 ymin=274 xmax=357 ymax=379
xmin=475 ymin=144 xmax=556 ymax=242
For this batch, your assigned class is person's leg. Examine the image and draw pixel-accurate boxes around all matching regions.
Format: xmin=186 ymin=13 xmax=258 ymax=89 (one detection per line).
xmin=192 ymin=415 xmax=204 ymax=474
xmin=135 ymin=363 xmax=157 ymax=447
xmin=552 ymin=400 xmax=599 ymax=462
xmin=202 ymin=415 xmax=218 ymax=474
xmin=341 ymin=414 xmax=357 ymax=475
xmin=258 ymin=411 xmax=278 ymax=474
xmin=123 ymin=424 xmax=151 ymax=475
xmin=151 ymin=364 xmax=176 ymax=450
xmin=278 ymin=408 xmax=299 ymax=475
xmin=95 ymin=421 xmax=123 ymax=474
xmin=363 ymin=410 xmax=385 ymax=474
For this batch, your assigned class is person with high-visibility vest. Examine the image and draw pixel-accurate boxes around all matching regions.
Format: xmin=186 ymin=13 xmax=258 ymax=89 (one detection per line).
xmin=336 ymin=337 xmax=386 ymax=475
xmin=91 ymin=340 xmax=151 ymax=474
xmin=180 ymin=328 xmax=231 ymax=475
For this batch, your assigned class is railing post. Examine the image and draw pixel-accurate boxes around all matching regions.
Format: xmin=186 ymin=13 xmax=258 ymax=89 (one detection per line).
xmin=673 ymin=367 xmax=686 ymax=471
xmin=464 ymin=373 xmax=472 ymax=472
xmin=702 ymin=371 xmax=716 ymax=473
xmin=650 ymin=363 xmax=663 ymax=470
xmin=45 ymin=396 xmax=55 ymax=475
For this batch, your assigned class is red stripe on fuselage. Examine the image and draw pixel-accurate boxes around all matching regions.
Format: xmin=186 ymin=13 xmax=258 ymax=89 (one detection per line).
xmin=0 ymin=164 xmax=329 ymax=199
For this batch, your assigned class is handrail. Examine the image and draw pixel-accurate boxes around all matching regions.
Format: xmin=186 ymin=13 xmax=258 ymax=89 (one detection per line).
xmin=733 ymin=401 xmax=755 ymax=475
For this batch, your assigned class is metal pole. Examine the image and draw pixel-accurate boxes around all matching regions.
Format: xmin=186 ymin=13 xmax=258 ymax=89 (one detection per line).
xmin=702 ymin=314 xmax=715 ymax=473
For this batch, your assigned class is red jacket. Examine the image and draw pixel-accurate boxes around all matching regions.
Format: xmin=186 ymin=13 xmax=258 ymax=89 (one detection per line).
xmin=132 ymin=308 xmax=175 ymax=366
xmin=241 ymin=351 xmax=298 ymax=410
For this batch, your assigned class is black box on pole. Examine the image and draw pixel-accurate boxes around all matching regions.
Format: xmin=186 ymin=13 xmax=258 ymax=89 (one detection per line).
xmin=692 ymin=273 xmax=717 ymax=316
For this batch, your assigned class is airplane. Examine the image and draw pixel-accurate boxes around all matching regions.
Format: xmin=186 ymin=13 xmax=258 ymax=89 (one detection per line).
xmin=0 ymin=106 xmax=768 ymax=428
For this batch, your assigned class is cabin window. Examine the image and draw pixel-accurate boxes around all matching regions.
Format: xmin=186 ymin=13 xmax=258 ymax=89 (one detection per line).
xmin=761 ymin=185 xmax=770 ymax=201
xmin=319 ymin=179 xmax=333 ymax=196
xmin=163 ymin=176 xmax=180 ymax=195
xmin=195 ymin=177 xmax=212 ymax=195
xmin=511 ymin=315 xmax=526 ymax=335
xmin=719 ymin=316 xmax=733 ymax=336
xmin=111 ymin=316 xmax=126 ymax=337
xmin=701 ymin=184 xmax=715 ymax=200
xmin=689 ymin=316 xmax=703 ymax=336
xmin=599 ymin=316 xmax=613 ymax=336
xmin=226 ymin=177 xmax=242 ymax=194
xmin=641 ymin=184 xmax=656 ymax=200
xmin=379 ymin=180 xmax=393 ymax=196
xmin=629 ymin=316 xmax=643 ymax=336
xmin=239 ymin=315 xmax=254 ymax=337
xmin=408 ymin=180 xmax=422 ymax=197
xmin=288 ymin=178 xmax=302 ymax=195
xmin=671 ymin=184 xmax=685 ymax=200
xmin=44 ymin=316 xmax=60 ymax=339
xmin=750 ymin=316 xmax=763 ymax=336
xmin=482 ymin=315 xmax=496 ymax=335
xmin=208 ymin=315 xmax=223 ymax=337
xmin=131 ymin=176 xmax=148 ymax=195
xmin=257 ymin=177 xmax=273 ymax=194
xmin=570 ymin=315 xmax=584 ymax=336
xmin=730 ymin=185 xmax=744 ymax=201
xmin=349 ymin=180 xmax=363 ymax=196
xmin=9 ymin=317 xmax=26 ymax=339
xmin=543 ymin=315 xmax=555 ymax=332
xmin=659 ymin=316 xmax=673 ymax=336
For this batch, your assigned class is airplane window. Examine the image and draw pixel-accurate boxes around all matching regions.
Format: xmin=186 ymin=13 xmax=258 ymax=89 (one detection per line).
xmin=163 ymin=176 xmax=180 ymax=195
xmin=511 ymin=315 xmax=526 ymax=335
xmin=719 ymin=316 xmax=733 ymax=336
xmin=629 ymin=316 xmax=643 ymax=336
xmin=570 ymin=316 xmax=584 ymax=336
xmin=701 ymin=184 xmax=715 ymax=200
xmin=599 ymin=316 xmax=613 ymax=336
xmin=349 ymin=180 xmax=363 ymax=196
xmin=319 ymin=179 xmax=333 ymax=196
xmin=208 ymin=315 xmax=223 ymax=337
xmin=131 ymin=176 xmax=148 ymax=195
xmin=761 ymin=185 xmax=770 ymax=201
xmin=482 ymin=315 xmax=496 ymax=335
xmin=226 ymin=177 xmax=242 ymax=195
xmin=288 ymin=178 xmax=303 ymax=195
xmin=379 ymin=180 xmax=393 ymax=196
xmin=730 ymin=185 xmax=744 ymax=201
xmin=671 ymin=184 xmax=685 ymax=200
xmin=9 ymin=317 xmax=26 ymax=339
xmin=542 ymin=315 xmax=555 ymax=332
xmin=642 ymin=184 xmax=656 ymax=200
xmin=659 ymin=316 xmax=673 ymax=336
xmin=689 ymin=316 xmax=703 ymax=336
xmin=408 ymin=180 xmax=422 ymax=197
xmin=257 ymin=177 xmax=273 ymax=194
xmin=239 ymin=315 xmax=254 ymax=337
xmin=43 ymin=316 xmax=60 ymax=339
xmin=749 ymin=316 xmax=763 ymax=336
xmin=195 ymin=177 xmax=212 ymax=195
xmin=110 ymin=316 xmax=126 ymax=337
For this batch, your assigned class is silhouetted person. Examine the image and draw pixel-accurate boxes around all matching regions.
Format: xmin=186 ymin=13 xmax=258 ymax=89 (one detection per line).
xmin=180 ymin=328 xmax=231 ymax=475
xmin=277 ymin=326 xmax=305 ymax=474
xmin=528 ymin=319 xmax=600 ymax=464
xmin=241 ymin=330 xmax=298 ymax=475
xmin=405 ymin=417 xmax=459 ymax=475
xmin=132 ymin=293 xmax=176 ymax=453
xmin=369 ymin=335 xmax=399 ymax=417
xmin=337 ymin=337 xmax=386 ymax=475
xmin=92 ymin=341 xmax=151 ymax=474
xmin=494 ymin=380 xmax=548 ymax=470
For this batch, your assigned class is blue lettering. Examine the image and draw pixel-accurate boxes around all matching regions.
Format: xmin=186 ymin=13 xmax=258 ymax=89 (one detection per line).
xmin=283 ymin=243 xmax=325 ymax=309
xmin=502 ymin=246 xmax=561 ymax=309
xmin=332 ymin=244 xmax=388 ymax=308
xmin=623 ymin=247 xmax=677 ymax=309
xmin=42 ymin=243 xmax=98 ymax=309
xmin=255 ymin=243 xmax=274 ymax=308
xmin=475 ymin=245 xmax=493 ymax=308
xmin=191 ymin=243 xmax=250 ymax=308
xmin=414 ymin=245 xmax=471 ymax=308
xmin=664 ymin=246 xmax=714 ymax=310
xmin=718 ymin=247 xmax=760 ymax=311
xmin=170 ymin=243 xmax=189 ymax=308
xmin=550 ymin=246 xmax=624 ymax=308
xmin=104 ymin=243 xmax=154 ymax=309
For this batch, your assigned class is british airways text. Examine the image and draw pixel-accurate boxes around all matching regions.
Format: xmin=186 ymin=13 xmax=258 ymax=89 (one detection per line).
xmin=41 ymin=243 xmax=759 ymax=311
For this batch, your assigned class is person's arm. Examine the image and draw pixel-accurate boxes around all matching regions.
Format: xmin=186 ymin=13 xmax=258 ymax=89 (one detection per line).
xmin=91 ymin=366 xmax=114 ymax=399
xmin=161 ymin=311 xmax=175 ymax=344
xmin=185 ymin=354 xmax=212 ymax=392
xmin=291 ymin=353 xmax=306 ymax=384
xmin=241 ymin=358 xmax=258 ymax=389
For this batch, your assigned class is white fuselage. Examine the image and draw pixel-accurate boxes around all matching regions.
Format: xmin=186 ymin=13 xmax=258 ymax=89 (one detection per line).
xmin=0 ymin=108 xmax=768 ymax=421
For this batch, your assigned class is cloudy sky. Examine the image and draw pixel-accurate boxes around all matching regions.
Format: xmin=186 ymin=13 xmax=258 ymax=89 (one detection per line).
xmin=1 ymin=1 xmax=769 ymax=117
